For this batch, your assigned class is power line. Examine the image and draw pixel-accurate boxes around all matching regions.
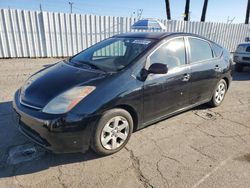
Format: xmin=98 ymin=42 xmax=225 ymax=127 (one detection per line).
xmin=227 ymin=16 xmax=235 ymax=24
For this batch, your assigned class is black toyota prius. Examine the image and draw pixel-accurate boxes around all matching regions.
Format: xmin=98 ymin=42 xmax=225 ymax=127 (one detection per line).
xmin=13 ymin=32 xmax=232 ymax=155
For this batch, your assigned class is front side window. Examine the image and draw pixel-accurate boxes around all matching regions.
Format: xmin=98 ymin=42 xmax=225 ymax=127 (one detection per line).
xmin=70 ymin=37 xmax=154 ymax=72
xmin=149 ymin=37 xmax=186 ymax=70
xmin=189 ymin=38 xmax=213 ymax=63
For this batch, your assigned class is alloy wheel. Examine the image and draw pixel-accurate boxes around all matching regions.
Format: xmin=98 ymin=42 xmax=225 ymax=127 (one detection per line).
xmin=215 ymin=82 xmax=226 ymax=104
xmin=100 ymin=116 xmax=129 ymax=150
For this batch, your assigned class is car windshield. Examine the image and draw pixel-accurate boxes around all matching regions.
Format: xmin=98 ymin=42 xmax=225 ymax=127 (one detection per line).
xmin=69 ymin=37 xmax=154 ymax=72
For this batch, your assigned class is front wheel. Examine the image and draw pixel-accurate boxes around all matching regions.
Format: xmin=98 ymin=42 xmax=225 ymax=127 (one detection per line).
xmin=91 ymin=108 xmax=133 ymax=156
xmin=209 ymin=79 xmax=227 ymax=107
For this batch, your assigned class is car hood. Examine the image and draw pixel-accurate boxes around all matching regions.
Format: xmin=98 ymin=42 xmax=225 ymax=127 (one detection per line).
xmin=20 ymin=61 xmax=107 ymax=108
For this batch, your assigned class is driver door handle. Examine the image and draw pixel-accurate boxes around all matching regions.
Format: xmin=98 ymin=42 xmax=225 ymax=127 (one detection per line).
xmin=182 ymin=73 xmax=190 ymax=82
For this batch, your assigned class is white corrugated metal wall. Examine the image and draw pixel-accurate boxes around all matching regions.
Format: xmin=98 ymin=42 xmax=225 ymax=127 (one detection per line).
xmin=0 ymin=9 xmax=249 ymax=58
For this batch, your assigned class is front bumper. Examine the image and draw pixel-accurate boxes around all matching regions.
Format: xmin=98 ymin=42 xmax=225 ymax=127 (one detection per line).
xmin=13 ymin=90 xmax=98 ymax=153
xmin=233 ymin=52 xmax=250 ymax=66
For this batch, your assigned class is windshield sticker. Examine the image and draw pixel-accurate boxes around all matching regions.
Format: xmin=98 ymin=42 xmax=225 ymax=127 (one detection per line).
xmin=132 ymin=40 xmax=151 ymax=45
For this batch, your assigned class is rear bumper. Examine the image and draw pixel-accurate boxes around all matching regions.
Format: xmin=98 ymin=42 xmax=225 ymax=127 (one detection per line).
xmin=13 ymin=90 xmax=98 ymax=153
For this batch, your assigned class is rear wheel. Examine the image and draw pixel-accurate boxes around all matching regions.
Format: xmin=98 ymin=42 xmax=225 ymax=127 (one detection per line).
xmin=235 ymin=64 xmax=243 ymax=72
xmin=91 ymin=108 xmax=133 ymax=156
xmin=209 ymin=79 xmax=227 ymax=107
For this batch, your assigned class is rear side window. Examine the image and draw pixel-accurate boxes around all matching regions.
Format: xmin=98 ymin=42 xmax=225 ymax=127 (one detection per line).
xmin=211 ymin=43 xmax=223 ymax=57
xmin=189 ymin=38 xmax=213 ymax=63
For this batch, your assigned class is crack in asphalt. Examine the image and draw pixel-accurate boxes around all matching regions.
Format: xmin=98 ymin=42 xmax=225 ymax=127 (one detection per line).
xmin=132 ymin=134 xmax=185 ymax=187
xmin=196 ymin=128 xmax=217 ymax=138
xmin=238 ymin=99 xmax=244 ymax=105
xmin=160 ymin=154 xmax=183 ymax=165
xmin=189 ymin=145 xmax=216 ymax=161
xmin=208 ymin=107 xmax=250 ymax=130
xmin=235 ymin=133 xmax=248 ymax=144
xmin=124 ymin=147 xmax=154 ymax=188
xmin=58 ymin=166 xmax=68 ymax=188
xmin=156 ymin=158 xmax=170 ymax=188
xmin=13 ymin=176 xmax=25 ymax=188
xmin=203 ymin=109 xmax=250 ymax=130
xmin=145 ymin=122 xmax=201 ymax=147
xmin=193 ymin=109 xmax=250 ymax=140
xmin=196 ymin=127 xmax=250 ymax=139
xmin=224 ymin=118 xmax=250 ymax=130
xmin=143 ymin=134 xmax=184 ymax=165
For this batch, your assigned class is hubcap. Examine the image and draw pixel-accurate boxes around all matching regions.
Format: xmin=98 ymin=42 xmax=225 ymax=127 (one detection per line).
xmin=101 ymin=116 xmax=129 ymax=150
xmin=215 ymin=82 xmax=226 ymax=104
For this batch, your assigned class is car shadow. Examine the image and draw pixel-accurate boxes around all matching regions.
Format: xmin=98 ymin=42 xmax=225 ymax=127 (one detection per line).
xmin=0 ymin=101 xmax=101 ymax=178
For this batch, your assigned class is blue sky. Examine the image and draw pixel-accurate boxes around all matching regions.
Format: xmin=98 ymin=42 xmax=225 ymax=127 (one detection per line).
xmin=0 ymin=0 xmax=247 ymax=23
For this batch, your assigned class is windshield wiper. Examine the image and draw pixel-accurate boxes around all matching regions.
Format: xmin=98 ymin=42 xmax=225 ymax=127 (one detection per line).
xmin=71 ymin=60 xmax=106 ymax=73
xmin=81 ymin=61 xmax=102 ymax=70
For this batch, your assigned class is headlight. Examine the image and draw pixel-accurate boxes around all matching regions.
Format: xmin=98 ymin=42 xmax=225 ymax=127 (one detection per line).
xmin=42 ymin=86 xmax=96 ymax=114
xmin=236 ymin=45 xmax=245 ymax=52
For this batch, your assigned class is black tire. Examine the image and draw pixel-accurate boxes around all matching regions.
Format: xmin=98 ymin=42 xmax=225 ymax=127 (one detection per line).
xmin=90 ymin=108 xmax=133 ymax=156
xmin=209 ymin=79 xmax=227 ymax=107
xmin=235 ymin=64 xmax=243 ymax=72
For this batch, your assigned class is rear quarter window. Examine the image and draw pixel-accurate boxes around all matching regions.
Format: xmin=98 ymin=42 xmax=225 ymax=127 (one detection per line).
xmin=211 ymin=43 xmax=223 ymax=58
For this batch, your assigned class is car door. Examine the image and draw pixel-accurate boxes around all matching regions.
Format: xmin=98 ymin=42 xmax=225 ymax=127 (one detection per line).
xmin=143 ymin=37 xmax=191 ymax=124
xmin=186 ymin=37 xmax=220 ymax=105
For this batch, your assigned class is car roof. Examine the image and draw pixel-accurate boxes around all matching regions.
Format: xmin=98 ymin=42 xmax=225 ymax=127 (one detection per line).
xmin=113 ymin=32 xmax=202 ymax=40
xmin=237 ymin=42 xmax=250 ymax=46
xmin=113 ymin=32 xmax=223 ymax=48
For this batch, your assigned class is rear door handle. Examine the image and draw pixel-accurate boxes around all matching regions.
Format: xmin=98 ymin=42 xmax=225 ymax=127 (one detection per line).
xmin=182 ymin=73 xmax=190 ymax=82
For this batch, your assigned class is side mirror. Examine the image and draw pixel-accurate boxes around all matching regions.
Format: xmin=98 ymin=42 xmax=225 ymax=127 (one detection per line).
xmin=245 ymin=37 xmax=250 ymax=42
xmin=148 ymin=63 xmax=168 ymax=74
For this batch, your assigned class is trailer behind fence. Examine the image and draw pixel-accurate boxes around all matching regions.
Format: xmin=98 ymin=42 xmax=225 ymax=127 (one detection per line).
xmin=0 ymin=9 xmax=249 ymax=58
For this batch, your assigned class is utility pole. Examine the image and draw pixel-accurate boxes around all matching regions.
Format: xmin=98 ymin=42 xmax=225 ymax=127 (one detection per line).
xmin=184 ymin=0 xmax=190 ymax=21
xmin=39 ymin=3 xmax=42 ymax=12
xmin=137 ymin=9 xmax=143 ymax=20
xmin=165 ymin=0 xmax=171 ymax=20
xmin=245 ymin=0 xmax=250 ymax=24
xmin=130 ymin=11 xmax=136 ymax=18
xmin=68 ymin=2 xmax=74 ymax=14
xmin=200 ymin=0 xmax=208 ymax=22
